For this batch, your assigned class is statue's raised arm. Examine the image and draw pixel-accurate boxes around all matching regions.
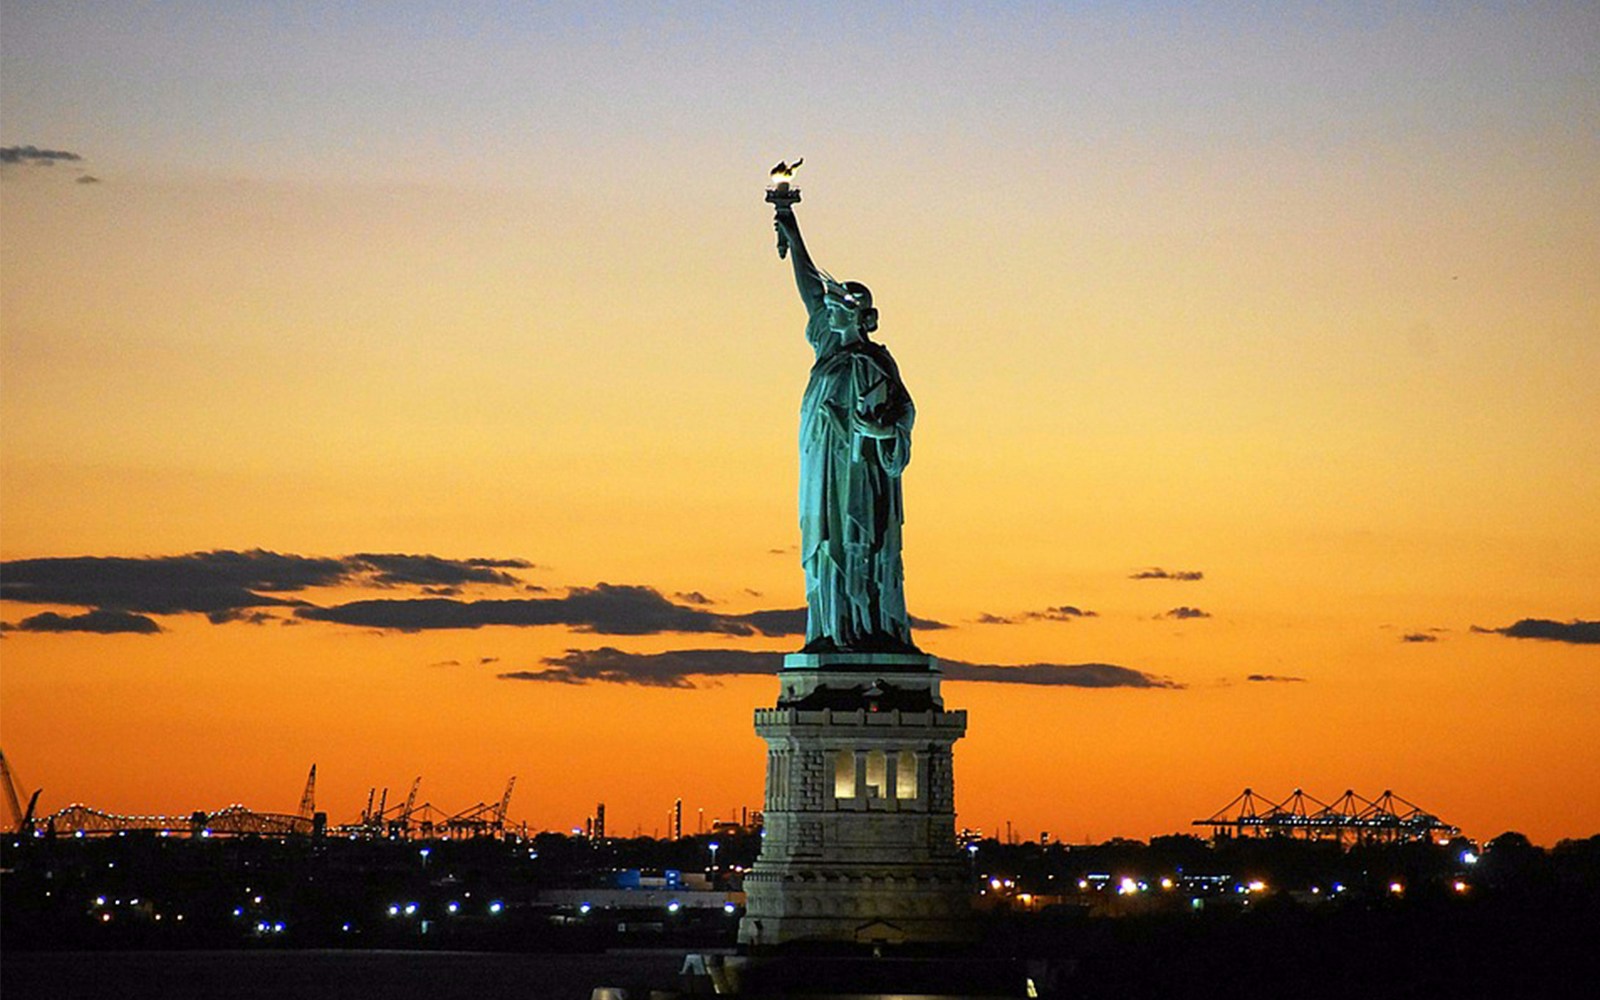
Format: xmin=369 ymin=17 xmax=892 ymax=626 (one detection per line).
xmin=774 ymin=208 xmax=825 ymax=315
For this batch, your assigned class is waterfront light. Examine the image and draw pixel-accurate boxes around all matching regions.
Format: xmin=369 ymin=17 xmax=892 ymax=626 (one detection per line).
xmin=724 ymin=902 xmax=737 ymax=914
xmin=447 ymin=902 xmax=460 ymax=914
xmin=388 ymin=904 xmax=400 ymax=917
xmin=404 ymin=903 xmax=417 ymax=915
xmin=489 ymin=901 xmax=503 ymax=914
xmin=668 ymin=900 xmax=681 ymax=913
xmin=579 ymin=903 xmax=591 ymax=914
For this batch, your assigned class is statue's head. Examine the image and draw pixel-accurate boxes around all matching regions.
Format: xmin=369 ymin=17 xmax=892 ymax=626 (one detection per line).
xmin=844 ymin=281 xmax=879 ymax=335
xmin=824 ymin=279 xmax=878 ymax=341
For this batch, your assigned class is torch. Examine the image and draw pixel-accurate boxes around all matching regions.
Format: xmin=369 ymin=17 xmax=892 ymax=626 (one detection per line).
xmin=766 ymin=158 xmax=803 ymax=258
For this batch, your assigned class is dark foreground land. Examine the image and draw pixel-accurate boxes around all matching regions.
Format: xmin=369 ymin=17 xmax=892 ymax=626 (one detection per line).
xmin=5 ymin=831 xmax=1597 ymax=997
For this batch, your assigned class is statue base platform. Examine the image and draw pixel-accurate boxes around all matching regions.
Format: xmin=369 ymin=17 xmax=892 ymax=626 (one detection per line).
xmin=778 ymin=651 xmax=944 ymax=709
xmin=739 ymin=648 xmax=971 ymax=948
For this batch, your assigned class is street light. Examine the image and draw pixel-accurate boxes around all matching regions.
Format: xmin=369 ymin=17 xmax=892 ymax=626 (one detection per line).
xmin=709 ymin=841 xmax=720 ymax=871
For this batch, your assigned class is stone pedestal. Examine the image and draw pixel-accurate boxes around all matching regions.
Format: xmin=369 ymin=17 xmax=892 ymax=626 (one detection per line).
xmin=738 ymin=652 xmax=972 ymax=947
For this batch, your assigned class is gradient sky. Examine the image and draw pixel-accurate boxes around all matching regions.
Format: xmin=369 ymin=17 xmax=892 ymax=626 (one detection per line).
xmin=3 ymin=2 xmax=1597 ymax=845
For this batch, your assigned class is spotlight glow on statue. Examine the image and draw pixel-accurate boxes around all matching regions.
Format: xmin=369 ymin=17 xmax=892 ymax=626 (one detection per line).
xmin=769 ymin=169 xmax=917 ymax=653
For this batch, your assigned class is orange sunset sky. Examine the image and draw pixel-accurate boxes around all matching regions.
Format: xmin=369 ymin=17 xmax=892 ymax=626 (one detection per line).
xmin=2 ymin=3 xmax=1597 ymax=845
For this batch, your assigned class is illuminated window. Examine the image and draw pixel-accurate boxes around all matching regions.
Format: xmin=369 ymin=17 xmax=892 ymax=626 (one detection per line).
xmin=896 ymin=750 xmax=917 ymax=799
xmin=865 ymin=751 xmax=887 ymax=798
xmin=833 ymin=751 xmax=856 ymax=798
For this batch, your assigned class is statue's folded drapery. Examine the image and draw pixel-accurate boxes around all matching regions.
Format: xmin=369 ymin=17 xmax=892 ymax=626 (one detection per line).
xmin=798 ymin=307 xmax=916 ymax=651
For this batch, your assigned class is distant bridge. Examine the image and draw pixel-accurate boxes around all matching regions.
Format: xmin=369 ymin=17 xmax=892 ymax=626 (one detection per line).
xmin=5 ymin=754 xmax=518 ymax=842
xmin=31 ymin=803 xmax=317 ymax=839
xmin=1195 ymin=788 xmax=1459 ymax=844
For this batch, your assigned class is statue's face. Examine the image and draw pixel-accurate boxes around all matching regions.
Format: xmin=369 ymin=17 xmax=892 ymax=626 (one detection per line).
xmin=825 ymin=296 xmax=860 ymax=338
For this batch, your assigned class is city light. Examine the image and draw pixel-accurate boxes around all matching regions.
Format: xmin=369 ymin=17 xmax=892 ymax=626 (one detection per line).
xmin=447 ymin=902 xmax=460 ymax=914
xmin=388 ymin=904 xmax=400 ymax=917
xmin=404 ymin=903 xmax=417 ymax=915
xmin=668 ymin=901 xmax=681 ymax=913
xmin=579 ymin=903 xmax=591 ymax=914
xmin=724 ymin=902 xmax=737 ymax=914
xmin=1160 ymin=878 xmax=1174 ymax=890
xmin=1118 ymin=877 xmax=1139 ymax=895
xmin=1462 ymin=851 xmax=1479 ymax=865
xmin=489 ymin=901 xmax=503 ymax=914
xmin=1389 ymin=882 xmax=1404 ymax=895
xmin=1454 ymin=880 xmax=1469 ymax=893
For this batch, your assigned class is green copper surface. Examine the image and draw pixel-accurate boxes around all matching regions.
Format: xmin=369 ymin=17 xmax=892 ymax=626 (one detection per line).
xmin=773 ymin=200 xmax=917 ymax=654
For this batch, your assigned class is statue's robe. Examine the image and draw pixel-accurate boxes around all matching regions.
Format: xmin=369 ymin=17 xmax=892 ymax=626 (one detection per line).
xmin=798 ymin=307 xmax=916 ymax=651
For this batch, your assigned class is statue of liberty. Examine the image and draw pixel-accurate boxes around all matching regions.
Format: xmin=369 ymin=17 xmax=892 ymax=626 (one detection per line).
xmin=772 ymin=196 xmax=918 ymax=653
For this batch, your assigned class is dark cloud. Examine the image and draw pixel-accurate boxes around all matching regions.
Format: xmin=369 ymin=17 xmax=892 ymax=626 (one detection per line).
xmin=976 ymin=606 xmax=1096 ymax=625
xmin=1160 ymin=606 xmax=1211 ymax=620
xmin=4 ymin=609 xmax=161 ymax=634
xmin=1472 ymin=619 xmax=1599 ymax=645
xmin=0 ymin=551 xmax=343 ymax=615
xmin=941 ymin=660 xmax=1180 ymax=689
xmin=76 ymin=175 xmax=101 ymax=184
xmin=0 ymin=550 xmax=532 ymax=619
xmin=479 ymin=656 xmax=499 ymax=665
xmin=300 ymin=584 xmax=762 ymax=635
xmin=350 ymin=553 xmax=531 ymax=587
xmin=1130 ymin=568 xmax=1204 ymax=581
xmin=675 ymin=591 xmax=715 ymax=605
xmin=206 ymin=609 xmax=279 ymax=626
xmin=498 ymin=647 xmax=1176 ymax=690
xmin=1030 ymin=605 xmax=1097 ymax=621
xmin=1 ymin=145 xmax=84 ymax=165
xmin=1401 ymin=632 xmax=1439 ymax=643
xmin=1247 ymin=673 xmax=1306 ymax=683
xmin=734 ymin=607 xmax=807 ymax=636
xmin=428 ymin=659 xmax=463 ymax=668
xmin=975 ymin=613 xmax=1018 ymax=625
xmin=501 ymin=647 xmax=784 ymax=688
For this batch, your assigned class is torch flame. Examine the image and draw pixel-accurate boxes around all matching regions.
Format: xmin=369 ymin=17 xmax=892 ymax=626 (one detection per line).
xmin=770 ymin=158 xmax=803 ymax=183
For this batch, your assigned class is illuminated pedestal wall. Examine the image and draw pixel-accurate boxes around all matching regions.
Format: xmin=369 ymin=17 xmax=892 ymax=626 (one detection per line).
xmin=737 ymin=652 xmax=972 ymax=947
